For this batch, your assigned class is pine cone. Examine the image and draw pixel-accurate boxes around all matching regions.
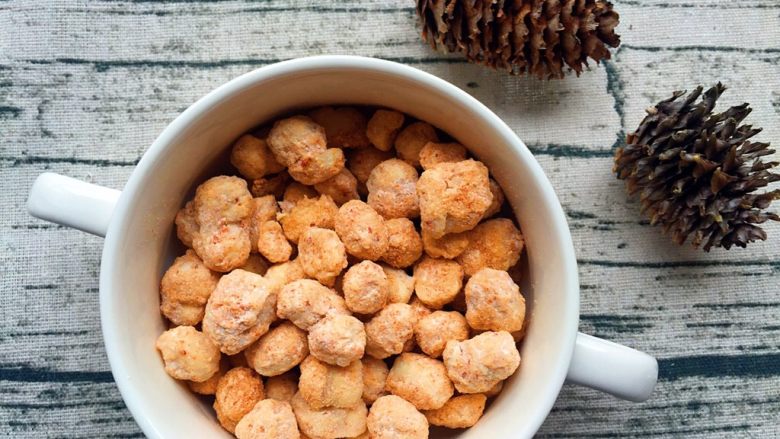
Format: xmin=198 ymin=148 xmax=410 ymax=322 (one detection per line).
xmin=614 ymin=83 xmax=780 ymax=251
xmin=415 ymin=0 xmax=620 ymax=79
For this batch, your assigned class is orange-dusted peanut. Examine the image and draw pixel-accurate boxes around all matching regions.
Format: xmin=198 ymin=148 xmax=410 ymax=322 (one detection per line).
xmin=415 ymin=311 xmax=470 ymax=358
xmin=267 ymin=116 xmax=345 ymax=185
xmin=418 ymin=142 xmax=467 ymax=170
xmin=298 ymin=227 xmax=348 ymax=287
xmin=442 ymin=331 xmax=520 ymax=393
xmin=464 ymin=268 xmax=525 ymax=332
xmin=366 ymin=109 xmax=405 ymax=152
xmin=248 ymin=195 xmax=279 ymax=253
xmin=394 ymin=122 xmax=438 ymax=167
xmin=314 ymin=168 xmax=359 ymax=206
xmin=308 ymin=314 xmax=366 ymax=367
xmin=421 ymin=228 xmax=469 ymax=260
xmin=361 ymin=356 xmax=389 ymax=404
xmin=160 ymin=250 xmax=220 ymax=326
xmin=279 ymin=195 xmax=338 ymax=244
xmin=230 ymin=134 xmax=285 ymax=180
xmin=484 ymin=380 xmax=504 ymax=398
xmin=239 ymin=253 xmax=270 ymax=275
xmin=265 ymin=371 xmax=299 ymax=403
xmin=417 ymin=159 xmax=493 ymax=239
xmin=343 ymin=261 xmax=389 ymax=315
xmin=413 ymin=256 xmax=464 ymax=309
xmin=381 ymin=218 xmax=423 ymax=268
xmin=386 ymin=353 xmax=454 ymax=410
xmin=335 ymin=200 xmax=389 ymax=261
xmin=214 ymin=367 xmax=264 ymax=433
xmin=423 ymin=394 xmax=487 ymax=428
xmin=192 ymin=176 xmax=253 ymax=272
xmin=309 ymin=106 xmax=370 ymax=148
xmin=291 ymin=392 xmax=368 ymax=439
xmin=175 ymin=201 xmax=198 ymax=248
xmin=188 ymin=357 xmax=229 ymax=395
xmin=264 ymin=258 xmax=306 ymax=294
xmin=203 ymin=270 xmax=276 ymax=355
xmin=348 ymin=146 xmax=394 ymax=185
xmin=251 ymin=173 xmax=290 ymax=198
xmin=277 ymin=279 xmax=348 ymax=330
xmin=364 ymin=303 xmax=415 ymax=359
xmin=156 ymin=326 xmax=220 ymax=382
xmin=483 ymin=178 xmax=505 ymax=219
xmin=235 ymin=399 xmax=300 ymax=439
xmin=257 ymin=220 xmax=292 ymax=263
xmin=283 ymin=182 xmax=318 ymax=206
xmin=367 ymin=395 xmax=428 ymax=439
xmin=245 ymin=321 xmax=308 ymax=376
xmin=457 ymin=218 xmax=524 ymax=276
xmin=381 ymin=264 xmax=415 ymax=304
xmin=366 ymin=159 xmax=420 ymax=219
xmin=299 ymin=356 xmax=363 ymax=409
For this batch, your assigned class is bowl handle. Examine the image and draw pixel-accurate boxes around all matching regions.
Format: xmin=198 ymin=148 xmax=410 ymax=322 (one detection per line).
xmin=27 ymin=172 xmax=121 ymax=238
xmin=566 ymin=332 xmax=658 ymax=402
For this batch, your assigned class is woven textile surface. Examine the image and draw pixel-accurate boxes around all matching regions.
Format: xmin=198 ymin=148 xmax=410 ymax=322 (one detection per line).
xmin=1 ymin=1 xmax=779 ymax=437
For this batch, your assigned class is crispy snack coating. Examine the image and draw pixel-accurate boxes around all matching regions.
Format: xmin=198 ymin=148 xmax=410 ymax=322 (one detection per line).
xmin=366 ymin=159 xmax=420 ymax=219
xmin=299 ymin=356 xmax=364 ymax=409
xmin=343 ymin=261 xmax=389 ymax=315
xmin=442 ymin=331 xmax=520 ymax=394
xmin=248 ymin=195 xmax=279 ymax=253
xmin=264 ymin=258 xmax=306 ymax=294
xmin=367 ymin=395 xmax=429 ymax=439
xmin=335 ymin=200 xmax=389 ymax=261
xmin=235 ymin=399 xmax=300 ymax=439
xmin=413 ymin=256 xmax=464 ymax=309
xmin=364 ymin=303 xmax=415 ymax=359
xmin=314 ymin=168 xmax=360 ymax=206
xmin=175 ymin=201 xmax=198 ymax=248
xmin=291 ymin=392 xmax=368 ymax=439
xmin=156 ymin=326 xmax=221 ymax=382
xmin=192 ymin=176 xmax=253 ymax=272
xmin=386 ymin=353 xmax=454 ymax=410
xmin=245 ymin=321 xmax=308 ymax=376
xmin=423 ymin=394 xmax=487 ymax=429
xmin=465 ymin=268 xmax=526 ymax=332
xmin=394 ymin=122 xmax=438 ymax=167
xmin=160 ymin=250 xmax=220 ymax=326
xmin=418 ymin=142 xmax=467 ymax=170
xmin=277 ymin=279 xmax=348 ymax=330
xmin=298 ymin=227 xmax=349 ymax=286
xmin=484 ymin=380 xmax=504 ymax=398
xmin=483 ymin=178 xmax=505 ymax=219
xmin=203 ymin=269 xmax=277 ymax=355
xmin=214 ymin=367 xmax=265 ymax=433
xmin=308 ymin=314 xmax=366 ymax=367
xmin=361 ymin=356 xmax=389 ymax=405
xmin=251 ymin=173 xmax=290 ymax=199
xmin=267 ymin=116 xmax=346 ymax=185
xmin=417 ymin=159 xmax=493 ymax=239
xmin=265 ymin=371 xmax=299 ymax=402
xmin=381 ymin=264 xmax=415 ymax=304
xmin=348 ymin=146 xmax=394 ymax=186
xmin=366 ymin=109 xmax=405 ymax=152
xmin=188 ymin=356 xmax=229 ymax=395
xmin=309 ymin=106 xmax=370 ymax=148
xmin=283 ymin=182 xmax=318 ymax=206
xmin=239 ymin=253 xmax=270 ymax=276
xmin=381 ymin=218 xmax=423 ymax=268
xmin=231 ymin=134 xmax=285 ymax=180
xmin=421 ymin=229 xmax=469 ymax=260
xmin=257 ymin=220 xmax=293 ymax=263
xmin=457 ymin=218 xmax=524 ymax=277
xmin=415 ymin=311 xmax=470 ymax=358
xmin=279 ymin=195 xmax=338 ymax=244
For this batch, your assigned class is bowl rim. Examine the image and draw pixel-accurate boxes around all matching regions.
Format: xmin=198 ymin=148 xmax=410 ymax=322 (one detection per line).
xmin=99 ymin=55 xmax=580 ymax=438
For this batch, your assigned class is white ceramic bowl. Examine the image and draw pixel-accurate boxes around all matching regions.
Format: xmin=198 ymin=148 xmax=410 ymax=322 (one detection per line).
xmin=28 ymin=55 xmax=657 ymax=438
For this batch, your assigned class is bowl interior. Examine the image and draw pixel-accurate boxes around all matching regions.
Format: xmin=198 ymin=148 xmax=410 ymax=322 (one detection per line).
xmin=101 ymin=57 xmax=579 ymax=439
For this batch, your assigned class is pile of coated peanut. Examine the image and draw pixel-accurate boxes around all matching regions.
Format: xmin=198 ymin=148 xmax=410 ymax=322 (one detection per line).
xmin=154 ymin=107 xmax=527 ymax=439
